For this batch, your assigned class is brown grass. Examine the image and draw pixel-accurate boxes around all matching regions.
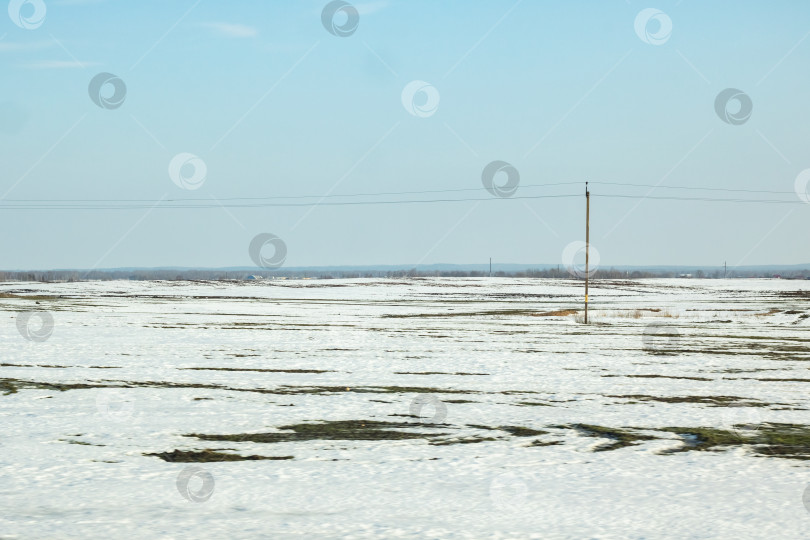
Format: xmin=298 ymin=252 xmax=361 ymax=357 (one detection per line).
xmin=574 ymin=313 xmax=603 ymax=324
xmin=533 ymin=309 xmax=578 ymax=317
xmin=615 ymin=310 xmax=644 ymax=319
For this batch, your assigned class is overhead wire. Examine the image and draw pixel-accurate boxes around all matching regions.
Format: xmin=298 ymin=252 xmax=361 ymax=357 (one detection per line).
xmin=0 ymin=180 xmax=803 ymax=209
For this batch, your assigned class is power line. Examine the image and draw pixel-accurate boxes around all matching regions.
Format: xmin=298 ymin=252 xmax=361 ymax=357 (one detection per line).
xmin=1 ymin=181 xmax=583 ymax=203
xmin=0 ymin=192 xmax=803 ymax=210
xmin=592 ymin=181 xmax=797 ymax=195
xmin=594 ymin=194 xmax=802 ymax=204
xmin=0 ymin=180 xmax=799 ymax=205
xmin=0 ymin=193 xmax=582 ymax=210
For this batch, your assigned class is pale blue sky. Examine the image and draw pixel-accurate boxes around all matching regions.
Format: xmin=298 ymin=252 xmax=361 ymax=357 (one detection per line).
xmin=1 ymin=0 xmax=809 ymax=269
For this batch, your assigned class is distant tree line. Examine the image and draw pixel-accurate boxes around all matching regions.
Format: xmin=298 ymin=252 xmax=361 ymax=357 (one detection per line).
xmin=0 ymin=267 xmax=808 ymax=283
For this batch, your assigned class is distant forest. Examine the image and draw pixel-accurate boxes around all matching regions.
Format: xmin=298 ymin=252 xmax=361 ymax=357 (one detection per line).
xmin=1 ymin=267 xmax=808 ymax=282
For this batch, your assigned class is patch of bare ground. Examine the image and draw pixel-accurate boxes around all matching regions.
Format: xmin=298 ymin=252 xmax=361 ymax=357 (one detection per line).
xmin=187 ymin=420 xmax=447 ymax=444
xmin=180 ymin=367 xmax=334 ymax=374
xmin=394 ymin=371 xmax=489 ymax=376
xmin=0 ymin=378 xmax=483 ymax=397
xmin=605 ymin=394 xmax=782 ymax=407
xmin=532 ymin=309 xmax=578 ymax=317
xmin=556 ymin=424 xmax=657 ymax=451
xmin=0 ymin=363 xmax=120 ymax=369
xmin=602 ymin=374 xmax=713 ymax=381
xmin=660 ymin=423 xmax=810 ymax=460
xmin=383 ymin=309 xmax=539 ymax=318
xmin=145 ymin=449 xmax=294 ymax=462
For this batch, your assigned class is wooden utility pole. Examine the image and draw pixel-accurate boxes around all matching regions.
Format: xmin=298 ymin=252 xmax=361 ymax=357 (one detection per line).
xmin=489 ymin=258 xmax=492 ymax=277
xmin=585 ymin=182 xmax=590 ymax=324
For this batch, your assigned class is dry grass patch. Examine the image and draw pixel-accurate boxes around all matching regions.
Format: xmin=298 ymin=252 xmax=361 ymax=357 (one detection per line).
xmin=533 ymin=309 xmax=578 ymax=317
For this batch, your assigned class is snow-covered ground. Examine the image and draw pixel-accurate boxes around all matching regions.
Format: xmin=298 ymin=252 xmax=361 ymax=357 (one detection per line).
xmin=1 ymin=278 xmax=809 ymax=539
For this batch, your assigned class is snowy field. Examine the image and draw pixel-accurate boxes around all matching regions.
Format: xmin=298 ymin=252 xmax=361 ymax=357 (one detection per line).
xmin=1 ymin=277 xmax=809 ymax=539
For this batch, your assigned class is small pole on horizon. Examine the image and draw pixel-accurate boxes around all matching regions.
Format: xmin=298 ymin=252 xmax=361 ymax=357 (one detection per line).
xmin=489 ymin=257 xmax=492 ymax=277
xmin=724 ymin=261 xmax=727 ymax=279
xmin=585 ymin=182 xmax=590 ymax=325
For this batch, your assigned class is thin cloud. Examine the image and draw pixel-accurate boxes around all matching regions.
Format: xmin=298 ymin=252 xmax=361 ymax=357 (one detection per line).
xmin=0 ymin=41 xmax=54 ymax=53
xmin=52 ymin=0 xmax=107 ymax=5
xmin=355 ymin=1 xmax=389 ymax=15
xmin=198 ymin=22 xmax=258 ymax=38
xmin=21 ymin=60 xmax=100 ymax=69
